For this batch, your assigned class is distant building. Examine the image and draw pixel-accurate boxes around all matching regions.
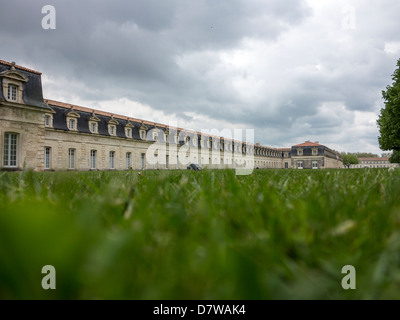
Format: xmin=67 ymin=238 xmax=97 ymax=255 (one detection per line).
xmin=350 ymin=157 xmax=400 ymax=169
xmin=291 ymin=141 xmax=343 ymax=169
xmin=0 ymin=59 xmax=343 ymax=171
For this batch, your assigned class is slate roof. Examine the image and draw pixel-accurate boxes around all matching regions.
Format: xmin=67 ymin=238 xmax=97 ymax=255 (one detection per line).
xmin=0 ymin=60 xmax=49 ymax=110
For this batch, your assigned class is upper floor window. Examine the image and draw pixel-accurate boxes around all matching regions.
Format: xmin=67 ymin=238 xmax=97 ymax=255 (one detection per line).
xmin=7 ymin=84 xmax=17 ymax=102
xmin=66 ymin=110 xmax=80 ymax=131
xmin=1 ymin=63 xmax=28 ymax=104
xmin=90 ymin=122 xmax=97 ymax=133
xmin=68 ymin=119 xmax=76 ymax=130
xmin=109 ymin=125 xmax=116 ymax=135
xmin=44 ymin=114 xmax=53 ymax=127
xmin=139 ymin=123 xmax=148 ymax=140
xmin=153 ymin=132 xmax=158 ymax=141
xmin=312 ymin=148 xmax=318 ymax=155
xmin=297 ymin=148 xmax=303 ymax=156
xmin=125 ymin=128 xmax=132 ymax=138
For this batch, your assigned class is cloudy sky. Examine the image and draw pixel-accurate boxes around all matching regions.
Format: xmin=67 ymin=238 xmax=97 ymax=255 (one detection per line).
xmin=1 ymin=0 xmax=400 ymax=154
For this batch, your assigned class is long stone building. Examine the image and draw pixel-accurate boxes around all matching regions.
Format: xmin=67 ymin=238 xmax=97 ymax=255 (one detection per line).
xmin=0 ymin=60 xmax=343 ymax=171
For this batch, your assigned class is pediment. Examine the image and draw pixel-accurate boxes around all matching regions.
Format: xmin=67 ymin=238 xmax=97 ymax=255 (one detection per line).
xmin=0 ymin=70 xmax=28 ymax=83
xmin=66 ymin=110 xmax=80 ymax=118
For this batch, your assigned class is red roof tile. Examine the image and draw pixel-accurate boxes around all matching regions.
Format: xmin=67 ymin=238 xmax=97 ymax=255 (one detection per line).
xmin=0 ymin=59 xmax=42 ymax=75
xmin=293 ymin=141 xmax=322 ymax=147
xmin=359 ymin=157 xmax=389 ymax=161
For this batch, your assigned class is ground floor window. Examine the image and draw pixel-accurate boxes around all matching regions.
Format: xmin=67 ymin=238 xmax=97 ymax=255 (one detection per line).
xmin=312 ymin=161 xmax=318 ymax=169
xmin=44 ymin=147 xmax=51 ymax=169
xmin=90 ymin=150 xmax=97 ymax=169
xmin=69 ymin=148 xmax=75 ymax=169
xmin=285 ymin=162 xmax=288 ymax=169
xmin=3 ymin=133 xmax=18 ymax=167
xmin=126 ymin=152 xmax=131 ymax=169
xmin=141 ymin=153 xmax=145 ymax=169
xmin=110 ymin=151 xmax=115 ymax=169
xmin=297 ymin=161 xmax=303 ymax=169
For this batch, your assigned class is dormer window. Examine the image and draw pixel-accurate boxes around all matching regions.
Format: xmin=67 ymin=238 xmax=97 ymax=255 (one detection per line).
xmin=7 ymin=84 xmax=17 ymax=101
xmin=68 ymin=119 xmax=76 ymax=130
xmin=124 ymin=120 xmax=134 ymax=138
xmin=153 ymin=132 xmax=158 ymax=141
xmin=66 ymin=109 xmax=80 ymax=131
xmin=312 ymin=148 xmax=318 ymax=155
xmin=108 ymin=117 xmax=118 ymax=136
xmin=109 ymin=125 xmax=115 ymax=135
xmin=298 ymin=148 xmax=303 ymax=156
xmin=1 ymin=62 xmax=28 ymax=104
xmin=139 ymin=122 xmax=148 ymax=140
xmin=44 ymin=112 xmax=54 ymax=128
xmin=89 ymin=113 xmax=100 ymax=134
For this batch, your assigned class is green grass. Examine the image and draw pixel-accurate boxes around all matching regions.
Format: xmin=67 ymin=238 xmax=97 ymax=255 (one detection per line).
xmin=1 ymin=168 xmax=400 ymax=299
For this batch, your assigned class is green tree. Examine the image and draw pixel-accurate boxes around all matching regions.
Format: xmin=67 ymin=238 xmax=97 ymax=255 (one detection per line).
xmin=390 ymin=150 xmax=400 ymax=163
xmin=377 ymin=58 xmax=400 ymax=151
xmin=341 ymin=153 xmax=360 ymax=168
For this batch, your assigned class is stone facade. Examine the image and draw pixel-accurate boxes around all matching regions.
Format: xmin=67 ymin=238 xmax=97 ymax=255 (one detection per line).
xmin=350 ymin=157 xmax=400 ymax=169
xmin=0 ymin=60 xmax=343 ymax=172
xmin=290 ymin=141 xmax=343 ymax=169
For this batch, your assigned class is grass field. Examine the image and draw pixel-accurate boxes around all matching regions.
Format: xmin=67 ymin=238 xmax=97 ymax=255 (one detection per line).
xmin=1 ymin=168 xmax=400 ymax=300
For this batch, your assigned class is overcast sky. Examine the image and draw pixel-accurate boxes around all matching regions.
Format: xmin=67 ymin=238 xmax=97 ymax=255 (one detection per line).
xmin=1 ymin=0 xmax=400 ymax=154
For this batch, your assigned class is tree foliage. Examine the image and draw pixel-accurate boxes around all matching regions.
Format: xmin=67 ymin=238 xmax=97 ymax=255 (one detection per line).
xmin=390 ymin=150 xmax=400 ymax=163
xmin=377 ymin=58 xmax=400 ymax=151
xmin=341 ymin=153 xmax=360 ymax=168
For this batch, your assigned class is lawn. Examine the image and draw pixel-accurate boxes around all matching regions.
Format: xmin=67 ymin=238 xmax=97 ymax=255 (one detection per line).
xmin=1 ymin=168 xmax=400 ymax=299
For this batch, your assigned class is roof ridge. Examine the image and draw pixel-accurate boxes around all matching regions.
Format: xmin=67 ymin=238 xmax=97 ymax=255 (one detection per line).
xmin=0 ymin=59 xmax=42 ymax=75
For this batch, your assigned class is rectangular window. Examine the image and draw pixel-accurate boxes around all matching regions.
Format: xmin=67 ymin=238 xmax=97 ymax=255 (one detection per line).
xmin=110 ymin=151 xmax=115 ymax=169
xmin=126 ymin=152 xmax=131 ymax=169
xmin=126 ymin=128 xmax=131 ymax=138
xmin=44 ymin=147 xmax=51 ymax=169
xmin=312 ymin=161 xmax=318 ymax=169
xmin=68 ymin=148 xmax=75 ymax=169
xmin=285 ymin=162 xmax=288 ymax=169
xmin=3 ymin=133 xmax=18 ymax=167
xmin=297 ymin=161 xmax=303 ymax=169
xmin=45 ymin=115 xmax=50 ymax=127
xmin=166 ymin=155 xmax=169 ymax=169
xmin=109 ymin=126 xmax=114 ymax=135
xmin=154 ymin=154 xmax=158 ymax=169
xmin=69 ymin=119 xmax=75 ymax=130
xmin=140 ymin=130 xmax=145 ymax=140
xmin=90 ymin=150 xmax=97 ymax=169
xmin=141 ymin=153 xmax=145 ymax=169
xmin=7 ymin=84 xmax=17 ymax=101
xmin=91 ymin=123 xmax=96 ymax=133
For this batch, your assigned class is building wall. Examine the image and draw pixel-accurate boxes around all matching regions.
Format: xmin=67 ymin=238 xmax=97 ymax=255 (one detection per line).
xmin=0 ymin=104 xmax=47 ymax=171
xmin=43 ymin=127 xmax=285 ymax=171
